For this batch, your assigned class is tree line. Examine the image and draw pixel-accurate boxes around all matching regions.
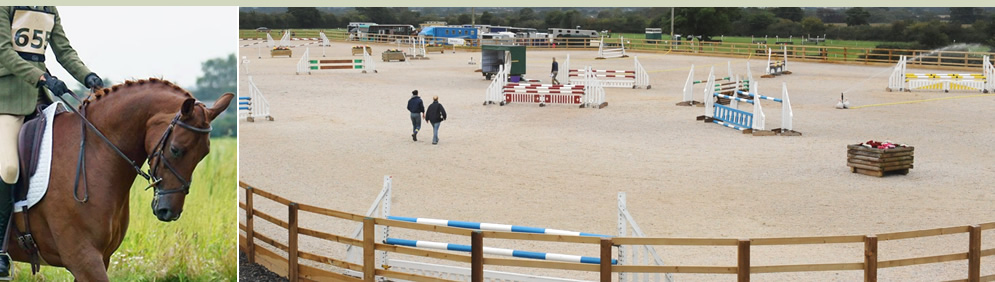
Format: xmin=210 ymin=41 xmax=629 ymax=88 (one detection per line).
xmin=239 ymin=7 xmax=995 ymax=49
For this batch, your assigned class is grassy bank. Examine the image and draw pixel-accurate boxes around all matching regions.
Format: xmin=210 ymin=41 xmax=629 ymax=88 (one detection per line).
xmin=13 ymin=138 xmax=236 ymax=281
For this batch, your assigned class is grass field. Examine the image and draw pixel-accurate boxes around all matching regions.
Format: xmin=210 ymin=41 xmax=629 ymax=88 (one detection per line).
xmin=12 ymin=138 xmax=236 ymax=281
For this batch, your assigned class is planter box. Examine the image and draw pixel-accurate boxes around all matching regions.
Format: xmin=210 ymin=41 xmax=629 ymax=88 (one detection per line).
xmin=847 ymin=144 xmax=914 ymax=177
xmin=352 ymin=47 xmax=372 ymax=55
xmin=270 ymin=49 xmax=292 ymax=58
xmin=425 ymin=46 xmax=446 ymax=54
xmin=382 ymin=51 xmax=406 ymax=62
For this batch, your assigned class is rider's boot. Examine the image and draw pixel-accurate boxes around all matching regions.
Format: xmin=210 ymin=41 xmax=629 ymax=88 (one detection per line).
xmin=0 ymin=180 xmax=12 ymax=280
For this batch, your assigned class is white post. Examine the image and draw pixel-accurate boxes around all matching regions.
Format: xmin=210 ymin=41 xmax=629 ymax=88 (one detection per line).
xmin=564 ymin=53 xmax=571 ymax=82
xmin=727 ymin=61 xmax=733 ymax=81
xmin=730 ymin=75 xmax=740 ymax=109
xmin=378 ymin=176 xmax=392 ymax=268
xmin=746 ymin=61 xmax=754 ymax=85
xmin=682 ymin=64 xmax=695 ymax=102
xmin=888 ymin=56 xmax=907 ymax=91
xmin=983 ymin=55 xmax=993 ymax=93
xmin=296 ymin=47 xmax=310 ymax=75
xmin=781 ymin=82 xmax=793 ymax=131
xmin=617 ymin=192 xmax=628 ymax=282
xmin=363 ymin=48 xmax=376 ymax=73
xmin=617 ymin=192 xmax=674 ymax=282
xmin=485 ymin=64 xmax=504 ymax=105
xmin=598 ymin=35 xmax=605 ymax=58
xmin=765 ymin=48 xmax=773 ymax=75
xmin=619 ymin=35 xmax=626 ymax=57
xmin=563 ymin=53 xmax=570 ymax=78
xmin=634 ymin=56 xmax=649 ymax=89
xmin=279 ymin=30 xmax=291 ymax=47
xmin=703 ymin=67 xmax=715 ymax=118
xmin=344 ymin=176 xmax=393 ymax=271
xmin=752 ymin=80 xmax=765 ymax=130
xmin=241 ymin=56 xmax=250 ymax=75
xmin=319 ymin=32 xmax=327 ymax=57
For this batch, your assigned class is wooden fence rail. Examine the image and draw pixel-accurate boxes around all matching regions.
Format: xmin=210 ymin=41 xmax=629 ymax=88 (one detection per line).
xmin=238 ymin=181 xmax=995 ymax=281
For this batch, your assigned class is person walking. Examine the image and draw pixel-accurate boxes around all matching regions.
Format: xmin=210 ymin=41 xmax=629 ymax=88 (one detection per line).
xmin=406 ymin=90 xmax=424 ymax=141
xmin=550 ymin=57 xmax=560 ymax=85
xmin=424 ymin=96 xmax=447 ymax=145
xmin=0 ymin=6 xmax=104 ymax=278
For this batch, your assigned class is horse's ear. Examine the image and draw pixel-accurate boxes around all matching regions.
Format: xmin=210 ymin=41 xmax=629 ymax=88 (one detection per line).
xmin=207 ymin=93 xmax=234 ymax=122
xmin=181 ymin=98 xmax=196 ymax=117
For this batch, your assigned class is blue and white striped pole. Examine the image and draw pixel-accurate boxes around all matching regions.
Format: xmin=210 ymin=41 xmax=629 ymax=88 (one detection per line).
xmin=735 ymin=90 xmax=783 ymax=103
xmin=384 ymin=238 xmax=617 ymax=265
xmin=387 ymin=216 xmax=612 ymax=237
xmin=713 ymin=93 xmax=755 ymax=104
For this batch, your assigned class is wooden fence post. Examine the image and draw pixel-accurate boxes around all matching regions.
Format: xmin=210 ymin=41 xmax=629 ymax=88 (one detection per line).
xmin=471 ymin=231 xmax=483 ymax=282
xmin=245 ymin=187 xmax=255 ymax=264
xmin=363 ymin=217 xmax=376 ymax=282
xmin=969 ymin=225 xmax=981 ymax=282
xmin=288 ymin=203 xmax=299 ymax=281
xmin=737 ymin=239 xmax=750 ymax=282
xmin=865 ymin=235 xmax=878 ymax=282
xmin=600 ymin=238 xmax=612 ymax=282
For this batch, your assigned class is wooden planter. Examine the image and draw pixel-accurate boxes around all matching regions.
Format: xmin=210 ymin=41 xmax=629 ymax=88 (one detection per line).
xmin=382 ymin=51 xmax=406 ymax=62
xmin=847 ymin=144 xmax=914 ymax=177
xmin=352 ymin=47 xmax=372 ymax=55
xmin=425 ymin=46 xmax=446 ymax=54
xmin=270 ymin=49 xmax=292 ymax=58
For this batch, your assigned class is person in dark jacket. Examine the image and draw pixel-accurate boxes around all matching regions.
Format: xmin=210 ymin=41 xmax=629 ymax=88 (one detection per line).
xmin=550 ymin=57 xmax=560 ymax=85
xmin=406 ymin=90 xmax=424 ymax=141
xmin=424 ymin=96 xmax=447 ymax=145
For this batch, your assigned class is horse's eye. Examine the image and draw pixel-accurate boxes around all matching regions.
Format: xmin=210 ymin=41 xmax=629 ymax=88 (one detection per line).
xmin=170 ymin=146 xmax=183 ymax=158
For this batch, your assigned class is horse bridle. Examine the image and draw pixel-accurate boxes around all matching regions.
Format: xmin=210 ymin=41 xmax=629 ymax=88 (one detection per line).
xmin=147 ymin=112 xmax=213 ymax=195
xmin=54 ymin=90 xmax=212 ymax=203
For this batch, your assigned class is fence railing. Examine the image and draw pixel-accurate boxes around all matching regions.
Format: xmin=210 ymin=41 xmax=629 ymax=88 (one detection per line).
xmin=240 ymin=29 xmax=995 ymax=71
xmin=239 ymin=181 xmax=995 ymax=282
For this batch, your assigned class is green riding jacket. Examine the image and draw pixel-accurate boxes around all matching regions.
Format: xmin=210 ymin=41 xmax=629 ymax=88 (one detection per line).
xmin=0 ymin=6 xmax=92 ymax=116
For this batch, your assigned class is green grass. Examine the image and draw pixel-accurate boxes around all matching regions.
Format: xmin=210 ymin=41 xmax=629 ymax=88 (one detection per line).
xmin=12 ymin=138 xmax=236 ymax=281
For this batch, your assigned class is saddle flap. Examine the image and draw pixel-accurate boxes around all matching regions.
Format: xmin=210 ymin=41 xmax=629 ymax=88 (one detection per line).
xmin=13 ymin=102 xmax=63 ymax=212
xmin=16 ymin=110 xmax=45 ymax=197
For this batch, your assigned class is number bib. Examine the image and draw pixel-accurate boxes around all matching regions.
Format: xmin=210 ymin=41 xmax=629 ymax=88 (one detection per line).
xmin=11 ymin=9 xmax=55 ymax=60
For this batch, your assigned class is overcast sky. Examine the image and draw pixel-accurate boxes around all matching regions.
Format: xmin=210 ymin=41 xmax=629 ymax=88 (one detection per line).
xmin=45 ymin=6 xmax=236 ymax=89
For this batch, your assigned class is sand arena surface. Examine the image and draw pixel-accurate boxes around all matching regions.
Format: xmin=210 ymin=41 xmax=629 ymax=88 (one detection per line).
xmin=238 ymin=40 xmax=995 ymax=281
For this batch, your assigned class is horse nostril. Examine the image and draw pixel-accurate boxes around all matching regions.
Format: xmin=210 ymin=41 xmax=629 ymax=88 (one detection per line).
xmin=156 ymin=208 xmax=171 ymax=219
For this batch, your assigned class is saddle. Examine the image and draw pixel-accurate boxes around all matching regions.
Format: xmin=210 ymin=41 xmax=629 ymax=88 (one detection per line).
xmin=6 ymin=103 xmax=64 ymax=273
xmin=16 ymin=109 xmax=46 ymax=195
xmin=15 ymin=104 xmax=62 ymax=203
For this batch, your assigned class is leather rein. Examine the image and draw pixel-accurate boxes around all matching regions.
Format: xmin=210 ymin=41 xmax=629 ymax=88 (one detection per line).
xmin=54 ymin=90 xmax=212 ymax=203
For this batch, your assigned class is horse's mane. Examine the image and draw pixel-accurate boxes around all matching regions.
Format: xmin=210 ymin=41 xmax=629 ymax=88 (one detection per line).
xmin=82 ymin=77 xmax=194 ymax=107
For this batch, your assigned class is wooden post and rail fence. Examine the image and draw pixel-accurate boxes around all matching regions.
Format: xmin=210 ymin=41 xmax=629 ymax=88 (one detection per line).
xmin=239 ymin=29 xmax=995 ymax=72
xmin=238 ymin=181 xmax=995 ymax=282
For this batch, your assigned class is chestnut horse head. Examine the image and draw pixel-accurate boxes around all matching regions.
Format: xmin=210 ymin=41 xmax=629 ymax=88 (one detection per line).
xmin=81 ymin=78 xmax=233 ymax=221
